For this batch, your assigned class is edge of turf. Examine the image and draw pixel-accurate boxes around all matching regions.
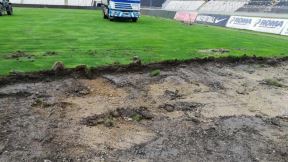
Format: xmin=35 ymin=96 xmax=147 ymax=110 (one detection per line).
xmin=0 ymin=55 xmax=287 ymax=87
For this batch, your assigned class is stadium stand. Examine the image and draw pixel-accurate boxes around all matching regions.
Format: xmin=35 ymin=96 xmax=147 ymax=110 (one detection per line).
xmin=68 ymin=0 xmax=93 ymax=6
xmin=199 ymin=0 xmax=249 ymax=13
xmin=162 ymin=0 xmax=249 ymax=13
xmin=141 ymin=0 xmax=166 ymax=8
xmin=271 ymin=1 xmax=288 ymax=13
xmin=11 ymin=0 xmax=166 ymax=8
xmin=10 ymin=0 xmax=288 ymax=14
xmin=276 ymin=0 xmax=288 ymax=7
xmin=237 ymin=0 xmax=288 ymax=13
xmin=161 ymin=0 xmax=288 ymax=13
xmin=141 ymin=9 xmax=176 ymax=18
xmin=10 ymin=0 xmax=94 ymax=6
xmin=162 ymin=0 xmax=205 ymax=11
xmin=10 ymin=0 xmax=21 ymax=3
xmin=237 ymin=0 xmax=273 ymax=12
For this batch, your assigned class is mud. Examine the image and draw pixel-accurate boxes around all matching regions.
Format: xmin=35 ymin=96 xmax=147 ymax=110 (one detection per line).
xmin=80 ymin=107 xmax=154 ymax=127
xmin=0 ymin=59 xmax=288 ymax=161
xmin=5 ymin=51 xmax=34 ymax=60
xmin=43 ymin=51 xmax=58 ymax=56
xmin=198 ymin=48 xmax=230 ymax=54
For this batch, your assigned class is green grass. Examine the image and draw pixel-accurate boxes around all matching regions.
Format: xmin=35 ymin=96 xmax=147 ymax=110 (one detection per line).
xmin=0 ymin=7 xmax=288 ymax=75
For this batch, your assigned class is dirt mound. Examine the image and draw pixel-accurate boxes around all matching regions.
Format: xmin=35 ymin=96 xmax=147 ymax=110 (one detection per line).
xmin=1 ymin=56 xmax=288 ymax=88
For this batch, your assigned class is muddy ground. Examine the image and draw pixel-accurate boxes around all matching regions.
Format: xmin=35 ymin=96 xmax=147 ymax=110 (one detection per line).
xmin=0 ymin=59 xmax=288 ymax=162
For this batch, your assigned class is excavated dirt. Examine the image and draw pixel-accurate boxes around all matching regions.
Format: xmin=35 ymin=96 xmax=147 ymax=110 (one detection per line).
xmin=1 ymin=59 xmax=288 ymax=161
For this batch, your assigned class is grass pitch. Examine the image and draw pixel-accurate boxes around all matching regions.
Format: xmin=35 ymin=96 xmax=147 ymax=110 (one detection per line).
xmin=0 ymin=7 xmax=288 ymax=75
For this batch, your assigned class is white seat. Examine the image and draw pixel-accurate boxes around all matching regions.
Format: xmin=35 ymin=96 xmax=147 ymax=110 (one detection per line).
xmin=10 ymin=0 xmax=93 ymax=6
xmin=199 ymin=1 xmax=247 ymax=13
xmin=163 ymin=1 xmax=205 ymax=11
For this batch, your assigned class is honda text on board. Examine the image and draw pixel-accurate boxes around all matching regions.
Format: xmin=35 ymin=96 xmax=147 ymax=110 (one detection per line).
xmin=101 ymin=0 xmax=140 ymax=22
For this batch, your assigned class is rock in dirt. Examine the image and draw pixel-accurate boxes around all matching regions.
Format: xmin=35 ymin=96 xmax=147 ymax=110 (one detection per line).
xmin=236 ymin=89 xmax=249 ymax=95
xmin=137 ymin=107 xmax=154 ymax=120
xmin=66 ymin=82 xmax=90 ymax=97
xmin=208 ymin=81 xmax=225 ymax=91
xmin=117 ymin=107 xmax=154 ymax=120
xmin=110 ymin=110 xmax=121 ymax=118
xmin=159 ymin=102 xmax=204 ymax=112
xmin=176 ymin=102 xmax=204 ymax=111
xmin=265 ymin=118 xmax=281 ymax=126
xmin=164 ymin=90 xmax=183 ymax=100
xmin=103 ymin=75 xmax=129 ymax=87
xmin=186 ymin=116 xmax=201 ymax=123
xmin=159 ymin=104 xmax=175 ymax=112
xmin=80 ymin=114 xmax=106 ymax=126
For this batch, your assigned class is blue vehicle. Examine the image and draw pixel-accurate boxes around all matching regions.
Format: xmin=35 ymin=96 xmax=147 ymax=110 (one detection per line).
xmin=0 ymin=0 xmax=13 ymax=16
xmin=101 ymin=0 xmax=141 ymax=22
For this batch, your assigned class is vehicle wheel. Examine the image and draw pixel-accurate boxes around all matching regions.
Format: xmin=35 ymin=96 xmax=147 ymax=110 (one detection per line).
xmin=107 ymin=9 xmax=113 ymax=21
xmin=132 ymin=18 xmax=138 ymax=22
xmin=103 ymin=14 xmax=108 ymax=19
xmin=108 ymin=14 xmax=114 ymax=21
xmin=102 ymin=9 xmax=107 ymax=19
xmin=7 ymin=5 xmax=13 ymax=15
xmin=0 ymin=4 xmax=3 ymax=16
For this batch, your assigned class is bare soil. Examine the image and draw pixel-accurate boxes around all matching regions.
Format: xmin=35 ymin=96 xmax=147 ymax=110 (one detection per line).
xmin=5 ymin=51 xmax=34 ymax=59
xmin=0 ymin=60 xmax=288 ymax=162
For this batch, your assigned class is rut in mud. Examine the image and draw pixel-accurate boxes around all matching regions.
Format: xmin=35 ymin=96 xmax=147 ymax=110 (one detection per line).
xmin=0 ymin=60 xmax=288 ymax=161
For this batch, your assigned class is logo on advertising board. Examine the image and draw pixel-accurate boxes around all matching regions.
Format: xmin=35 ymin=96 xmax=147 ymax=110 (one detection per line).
xmin=253 ymin=18 xmax=287 ymax=34
xmin=196 ymin=14 xmax=230 ymax=26
xmin=229 ymin=17 xmax=253 ymax=25
xmin=196 ymin=15 xmax=214 ymax=23
xmin=225 ymin=16 xmax=288 ymax=35
xmin=215 ymin=18 xmax=228 ymax=24
xmin=226 ymin=16 xmax=260 ymax=30
xmin=254 ymin=19 xmax=285 ymax=28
